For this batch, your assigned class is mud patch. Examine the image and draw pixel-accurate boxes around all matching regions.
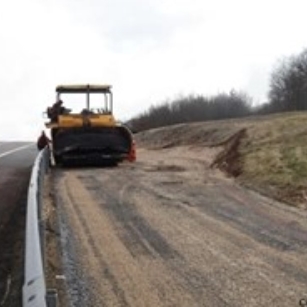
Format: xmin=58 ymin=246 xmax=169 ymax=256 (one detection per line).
xmin=145 ymin=165 xmax=186 ymax=173
xmin=211 ymin=129 xmax=246 ymax=177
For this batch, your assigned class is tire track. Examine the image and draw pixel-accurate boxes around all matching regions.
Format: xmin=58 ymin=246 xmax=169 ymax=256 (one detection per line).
xmin=79 ymin=174 xmax=181 ymax=261
xmin=57 ymin=172 xmax=129 ymax=307
xmin=76 ymin=172 xmax=231 ymax=307
xmin=57 ymin=170 xmax=199 ymax=306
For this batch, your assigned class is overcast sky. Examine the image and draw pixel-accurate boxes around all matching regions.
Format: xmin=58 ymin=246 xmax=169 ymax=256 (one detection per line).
xmin=1 ymin=0 xmax=307 ymax=140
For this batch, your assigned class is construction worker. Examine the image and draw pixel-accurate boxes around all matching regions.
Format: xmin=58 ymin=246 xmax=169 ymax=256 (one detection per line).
xmin=47 ymin=99 xmax=70 ymax=122
xmin=37 ymin=131 xmax=51 ymax=150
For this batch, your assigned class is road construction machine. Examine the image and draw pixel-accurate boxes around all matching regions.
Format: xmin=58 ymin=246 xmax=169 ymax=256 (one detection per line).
xmin=45 ymin=84 xmax=136 ymax=166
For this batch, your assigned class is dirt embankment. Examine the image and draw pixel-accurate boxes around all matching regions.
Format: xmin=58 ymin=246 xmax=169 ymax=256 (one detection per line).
xmin=44 ymin=113 xmax=307 ymax=306
xmin=135 ymin=112 xmax=307 ymax=208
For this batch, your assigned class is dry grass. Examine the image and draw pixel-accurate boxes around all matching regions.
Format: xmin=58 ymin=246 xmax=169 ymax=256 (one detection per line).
xmin=238 ymin=113 xmax=307 ymax=207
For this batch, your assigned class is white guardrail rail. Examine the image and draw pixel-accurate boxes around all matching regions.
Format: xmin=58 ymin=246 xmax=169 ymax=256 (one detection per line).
xmin=23 ymin=147 xmax=55 ymax=307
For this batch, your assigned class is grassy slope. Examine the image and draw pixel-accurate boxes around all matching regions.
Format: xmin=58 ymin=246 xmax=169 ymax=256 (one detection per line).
xmin=239 ymin=113 xmax=307 ymax=207
xmin=135 ymin=112 xmax=307 ymax=208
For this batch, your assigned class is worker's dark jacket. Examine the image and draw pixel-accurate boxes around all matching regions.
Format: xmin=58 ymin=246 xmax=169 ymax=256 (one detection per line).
xmin=37 ymin=135 xmax=49 ymax=150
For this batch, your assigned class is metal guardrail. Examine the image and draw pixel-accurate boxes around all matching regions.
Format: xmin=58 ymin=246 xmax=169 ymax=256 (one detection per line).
xmin=23 ymin=147 xmax=50 ymax=307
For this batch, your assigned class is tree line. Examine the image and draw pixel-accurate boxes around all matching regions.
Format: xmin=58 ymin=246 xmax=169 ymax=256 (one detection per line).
xmin=128 ymin=48 xmax=307 ymax=132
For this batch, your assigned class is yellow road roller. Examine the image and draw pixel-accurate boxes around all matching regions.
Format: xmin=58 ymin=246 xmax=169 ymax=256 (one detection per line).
xmin=45 ymin=84 xmax=136 ymax=166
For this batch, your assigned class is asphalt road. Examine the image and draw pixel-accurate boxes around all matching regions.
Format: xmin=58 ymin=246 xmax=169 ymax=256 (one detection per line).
xmin=0 ymin=142 xmax=36 ymax=307
xmin=48 ymin=146 xmax=307 ymax=307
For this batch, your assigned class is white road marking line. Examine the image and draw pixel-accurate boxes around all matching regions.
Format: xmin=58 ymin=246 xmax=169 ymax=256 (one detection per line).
xmin=0 ymin=144 xmax=34 ymax=159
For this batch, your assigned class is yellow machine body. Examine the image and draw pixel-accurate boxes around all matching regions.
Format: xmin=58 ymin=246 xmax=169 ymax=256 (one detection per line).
xmin=46 ymin=113 xmax=117 ymax=128
xmin=45 ymin=84 xmax=135 ymax=166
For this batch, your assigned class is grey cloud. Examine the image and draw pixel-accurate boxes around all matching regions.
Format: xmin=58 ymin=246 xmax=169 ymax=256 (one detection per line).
xmin=61 ymin=0 xmax=202 ymax=51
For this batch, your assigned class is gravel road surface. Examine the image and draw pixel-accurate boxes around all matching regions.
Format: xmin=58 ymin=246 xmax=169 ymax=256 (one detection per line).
xmin=0 ymin=142 xmax=36 ymax=307
xmin=51 ymin=146 xmax=307 ymax=307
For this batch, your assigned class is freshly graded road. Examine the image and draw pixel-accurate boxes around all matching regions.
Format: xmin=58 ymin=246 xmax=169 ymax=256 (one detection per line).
xmin=0 ymin=142 xmax=36 ymax=307
xmin=51 ymin=146 xmax=307 ymax=307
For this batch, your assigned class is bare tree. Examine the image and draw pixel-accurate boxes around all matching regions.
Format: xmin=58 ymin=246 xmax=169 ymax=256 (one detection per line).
xmin=269 ymin=49 xmax=307 ymax=112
